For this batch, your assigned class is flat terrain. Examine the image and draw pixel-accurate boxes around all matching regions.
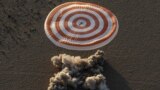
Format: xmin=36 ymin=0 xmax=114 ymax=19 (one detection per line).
xmin=0 ymin=0 xmax=160 ymax=90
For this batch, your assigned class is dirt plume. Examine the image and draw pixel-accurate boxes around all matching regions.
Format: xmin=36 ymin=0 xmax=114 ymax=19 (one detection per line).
xmin=48 ymin=50 xmax=109 ymax=90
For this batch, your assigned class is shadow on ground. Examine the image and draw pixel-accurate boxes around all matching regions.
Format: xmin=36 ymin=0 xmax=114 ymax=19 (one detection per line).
xmin=103 ymin=60 xmax=132 ymax=90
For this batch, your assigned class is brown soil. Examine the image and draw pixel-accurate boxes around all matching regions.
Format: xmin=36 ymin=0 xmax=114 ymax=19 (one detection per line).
xmin=0 ymin=0 xmax=160 ymax=90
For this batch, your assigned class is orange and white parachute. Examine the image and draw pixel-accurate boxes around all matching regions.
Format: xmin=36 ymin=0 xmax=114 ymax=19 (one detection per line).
xmin=44 ymin=2 xmax=119 ymax=50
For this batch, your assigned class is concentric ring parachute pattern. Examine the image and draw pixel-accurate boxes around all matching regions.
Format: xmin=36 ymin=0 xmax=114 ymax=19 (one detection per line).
xmin=45 ymin=2 xmax=119 ymax=50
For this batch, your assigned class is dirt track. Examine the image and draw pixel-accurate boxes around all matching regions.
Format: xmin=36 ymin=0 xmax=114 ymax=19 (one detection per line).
xmin=0 ymin=0 xmax=160 ymax=90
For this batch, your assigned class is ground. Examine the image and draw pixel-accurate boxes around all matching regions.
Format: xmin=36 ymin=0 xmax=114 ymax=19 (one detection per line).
xmin=0 ymin=0 xmax=160 ymax=90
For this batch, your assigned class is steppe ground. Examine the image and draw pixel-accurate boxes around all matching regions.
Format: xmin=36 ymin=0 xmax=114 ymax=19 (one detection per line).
xmin=0 ymin=0 xmax=160 ymax=90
